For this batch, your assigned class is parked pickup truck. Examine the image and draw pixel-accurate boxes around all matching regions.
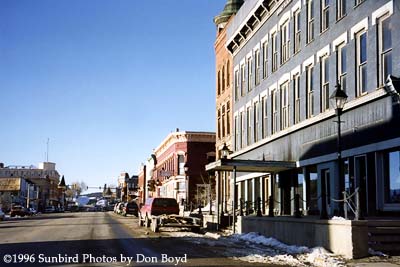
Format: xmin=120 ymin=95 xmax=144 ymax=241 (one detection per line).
xmin=138 ymin=197 xmax=200 ymax=233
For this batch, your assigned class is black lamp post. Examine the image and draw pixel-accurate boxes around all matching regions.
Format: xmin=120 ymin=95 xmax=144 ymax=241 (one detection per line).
xmin=221 ymin=143 xmax=230 ymax=159
xmin=330 ymin=83 xmax=348 ymax=217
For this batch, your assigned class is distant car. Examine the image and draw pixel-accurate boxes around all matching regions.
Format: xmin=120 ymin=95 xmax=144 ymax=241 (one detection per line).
xmin=138 ymin=198 xmax=179 ymax=227
xmin=0 ymin=208 xmax=5 ymax=221
xmin=10 ymin=205 xmax=30 ymax=217
xmin=122 ymin=201 xmax=138 ymax=217
xmin=44 ymin=206 xmax=55 ymax=213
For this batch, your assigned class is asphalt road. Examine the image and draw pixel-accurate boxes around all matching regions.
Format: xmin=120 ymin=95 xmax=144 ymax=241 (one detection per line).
xmin=0 ymin=212 xmax=283 ymax=267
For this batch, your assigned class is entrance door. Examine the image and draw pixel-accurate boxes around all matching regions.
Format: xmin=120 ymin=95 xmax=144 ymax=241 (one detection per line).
xmin=321 ymin=169 xmax=331 ymax=213
xmin=355 ymin=155 xmax=367 ymax=216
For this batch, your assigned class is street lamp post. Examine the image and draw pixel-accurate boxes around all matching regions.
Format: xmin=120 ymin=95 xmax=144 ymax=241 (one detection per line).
xmin=330 ymin=83 xmax=348 ymax=217
xmin=220 ymin=143 xmax=235 ymax=232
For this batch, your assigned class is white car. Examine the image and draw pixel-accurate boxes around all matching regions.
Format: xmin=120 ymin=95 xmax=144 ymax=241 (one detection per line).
xmin=0 ymin=208 xmax=5 ymax=221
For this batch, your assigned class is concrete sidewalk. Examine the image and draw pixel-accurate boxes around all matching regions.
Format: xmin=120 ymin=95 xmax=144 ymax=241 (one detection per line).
xmin=347 ymin=256 xmax=400 ymax=266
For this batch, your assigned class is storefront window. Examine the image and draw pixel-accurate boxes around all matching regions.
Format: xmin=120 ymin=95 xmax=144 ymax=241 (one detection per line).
xmin=308 ymin=167 xmax=318 ymax=213
xmin=384 ymin=151 xmax=400 ymax=204
xmin=296 ymin=173 xmax=305 ymax=211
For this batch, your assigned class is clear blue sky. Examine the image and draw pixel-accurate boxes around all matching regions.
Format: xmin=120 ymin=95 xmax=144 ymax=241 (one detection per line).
xmin=0 ymin=0 xmax=224 ymax=192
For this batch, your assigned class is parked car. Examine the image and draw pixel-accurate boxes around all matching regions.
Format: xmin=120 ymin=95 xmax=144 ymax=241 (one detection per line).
xmin=44 ymin=206 xmax=56 ymax=213
xmin=122 ymin=201 xmax=138 ymax=217
xmin=10 ymin=205 xmax=30 ymax=217
xmin=0 ymin=208 xmax=5 ymax=221
xmin=138 ymin=198 xmax=179 ymax=227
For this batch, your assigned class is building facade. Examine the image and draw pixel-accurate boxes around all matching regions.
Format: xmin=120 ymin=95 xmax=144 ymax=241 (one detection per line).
xmin=0 ymin=162 xmax=61 ymax=212
xmin=214 ymin=0 xmax=244 ymax=219
xmin=223 ymin=0 xmax=399 ymax=218
xmin=148 ymin=130 xmax=215 ymax=209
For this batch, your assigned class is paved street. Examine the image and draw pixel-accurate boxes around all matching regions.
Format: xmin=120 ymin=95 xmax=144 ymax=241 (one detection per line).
xmin=0 ymin=212 xmax=283 ymax=267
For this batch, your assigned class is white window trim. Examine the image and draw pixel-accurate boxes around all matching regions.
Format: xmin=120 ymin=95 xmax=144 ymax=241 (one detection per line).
xmin=260 ymin=89 xmax=268 ymax=98
xmin=233 ymin=111 xmax=239 ymax=117
xmin=302 ymin=55 xmax=315 ymax=72
xmin=268 ymin=83 xmax=278 ymax=96
xmin=316 ymin=45 xmax=330 ymax=62
xmin=261 ymin=33 xmax=269 ymax=44
xmin=245 ymin=101 xmax=252 ymax=109
xmin=239 ymin=107 xmax=245 ymax=113
xmin=332 ymin=32 xmax=348 ymax=52
xmin=269 ymin=25 xmax=278 ymax=36
xmin=246 ymin=51 xmax=252 ymax=60
xmin=291 ymin=65 xmax=301 ymax=78
xmin=253 ymin=43 xmax=260 ymax=52
xmin=278 ymin=72 xmax=291 ymax=86
xmin=278 ymin=10 xmax=291 ymax=27
xmin=372 ymin=1 xmax=393 ymax=26
xmin=240 ymin=58 xmax=245 ymax=66
xmin=253 ymin=96 xmax=260 ymax=103
xmin=291 ymin=0 xmax=302 ymax=13
xmin=350 ymin=17 xmax=369 ymax=40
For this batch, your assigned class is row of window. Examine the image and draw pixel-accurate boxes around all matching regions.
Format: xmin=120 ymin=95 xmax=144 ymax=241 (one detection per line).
xmin=234 ymin=11 xmax=393 ymax=151
xmin=217 ymin=101 xmax=231 ymax=139
xmin=217 ymin=60 xmax=230 ymax=96
xmin=232 ymin=0 xmax=378 ymax=101
xmin=155 ymin=154 xmax=186 ymax=180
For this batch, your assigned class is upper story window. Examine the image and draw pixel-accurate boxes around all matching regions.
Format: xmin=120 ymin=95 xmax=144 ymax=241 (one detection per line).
xmin=222 ymin=65 xmax=225 ymax=92
xmin=217 ymin=109 xmax=221 ymax=139
xmin=234 ymin=115 xmax=239 ymax=150
xmin=262 ymin=41 xmax=269 ymax=78
xmin=234 ymin=69 xmax=239 ymax=101
xmin=241 ymin=64 xmax=246 ymax=96
xmin=255 ymin=49 xmax=261 ymax=86
xmin=280 ymin=82 xmax=289 ymax=130
xmin=247 ymin=57 xmax=253 ymax=92
xmin=254 ymin=101 xmax=259 ymax=142
xmin=222 ymin=105 xmax=226 ymax=138
xmin=271 ymin=32 xmax=278 ymax=72
xmin=280 ymin=21 xmax=290 ymax=64
xmin=271 ymin=90 xmax=278 ymax=134
xmin=217 ymin=70 xmax=221 ymax=95
xmin=378 ymin=14 xmax=393 ymax=86
xmin=321 ymin=0 xmax=330 ymax=32
xmin=293 ymin=10 xmax=301 ymax=54
xmin=306 ymin=65 xmax=314 ymax=118
xmin=178 ymin=155 xmax=185 ymax=175
xmin=337 ymin=43 xmax=347 ymax=92
xmin=241 ymin=111 xmax=245 ymax=148
xmin=227 ymin=102 xmax=231 ymax=135
xmin=247 ymin=106 xmax=252 ymax=145
xmin=356 ymin=31 xmax=367 ymax=96
xmin=320 ymin=55 xmax=330 ymax=112
xmin=337 ymin=0 xmax=346 ymax=20
xmin=226 ymin=61 xmax=230 ymax=87
xmin=293 ymin=74 xmax=301 ymax=124
xmin=306 ymin=0 xmax=315 ymax=43
xmin=262 ymin=95 xmax=268 ymax=139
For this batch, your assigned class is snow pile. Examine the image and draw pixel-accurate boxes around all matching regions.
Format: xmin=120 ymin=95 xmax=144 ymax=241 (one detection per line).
xmin=204 ymin=232 xmax=221 ymax=239
xmin=331 ymin=216 xmax=347 ymax=221
xmin=232 ymin=232 xmax=346 ymax=267
xmin=233 ymin=232 xmax=309 ymax=254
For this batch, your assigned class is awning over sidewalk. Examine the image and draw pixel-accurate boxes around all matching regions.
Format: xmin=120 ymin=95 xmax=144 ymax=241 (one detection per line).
xmin=205 ymin=158 xmax=296 ymax=173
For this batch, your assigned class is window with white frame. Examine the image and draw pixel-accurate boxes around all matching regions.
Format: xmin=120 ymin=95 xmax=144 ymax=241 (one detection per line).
xmin=356 ymin=31 xmax=367 ymax=96
xmin=306 ymin=0 xmax=315 ymax=43
xmin=321 ymin=55 xmax=330 ymax=112
xmin=262 ymin=95 xmax=268 ymax=138
xmin=262 ymin=41 xmax=268 ymax=78
xmin=254 ymin=101 xmax=259 ymax=142
xmin=306 ymin=65 xmax=314 ymax=118
xmin=247 ymin=57 xmax=253 ymax=91
xmin=234 ymin=69 xmax=239 ymax=101
xmin=227 ymin=102 xmax=231 ymax=135
xmin=281 ymin=21 xmax=290 ymax=64
xmin=321 ymin=0 xmax=329 ymax=32
xmin=378 ymin=14 xmax=393 ymax=86
xmin=234 ymin=115 xmax=239 ymax=150
xmin=293 ymin=9 xmax=301 ymax=54
xmin=222 ymin=105 xmax=226 ymax=138
xmin=337 ymin=43 xmax=347 ymax=92
xmin=355 ymin=0 xmax=364 ymax=7
xmin=272 ymin=32 xmax=278 ymax=72
xmin=255 ymin=49 xmax=261 ymax=86
xmin=280 ymin=82 xmax=289 ymax=129
xmin=241 ymin=64 xmax=245 ymax=96
xmin=241 ymin=111 xmax=245 ymax=148
xmin=337 ymin=0 xmax=346 ymax=20
xmin=247 ymin=106 xmax=252 ymax=145
xmin=293 ymin=74 xmax=301 ymax=124
xmin=271 ymin=90 xmax=278 ymax=134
